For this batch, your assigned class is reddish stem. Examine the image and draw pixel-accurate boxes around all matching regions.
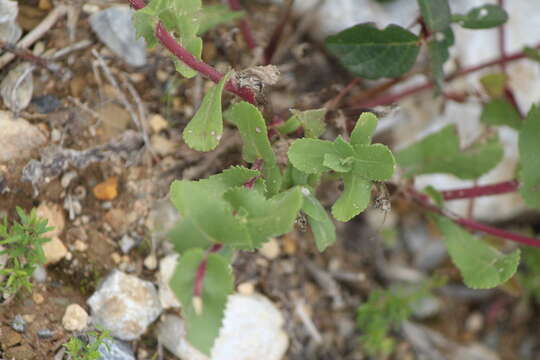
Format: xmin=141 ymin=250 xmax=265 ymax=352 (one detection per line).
xmin=407 ymin=187 xmax=540 ymax=249
xmin=228 ymin=0 xmax=257 ymax=50
xmin=353 ymin=43 xmax=540 ymax=109
xmin=244 ymin=159 xmax=264 ymax=189
xmin=128 ymin=0 xmax=256 ymax=104
xmin=193 ymin=243 xmax=224 ymax=298
xmin=441 ymin=180 xmax=519 ymax=200
xmin=263 ymin=0 xmax=294 ymax=65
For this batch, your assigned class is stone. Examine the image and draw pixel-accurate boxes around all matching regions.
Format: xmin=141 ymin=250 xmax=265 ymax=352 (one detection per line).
xmin=0 ymin=62 xmax=34 ymax=113
xmin=31 ymin=94 xmax=61 ymax=114
xmin=11 ymin=314 xmax=26 ymax=332
xmin=119 ymin=235 xmax=136 ymax=254
xmin=89 ymin=6 xmax=147 ymax=67
xmin=145 ymin=199 xmax=181 ymax=241
xmin=411 ymin=296 xmax=441 ymax=320
xmin=0 ymin=245 xmax=7 ymax=283
xmin=32 ymin=292 xmax=44 ymax=304
xmin=258 ymin=238 xmax=280 ymax=260
xmin=37 ymin=328 xmax=54 ymax=339
xmin=42 ymin=237 xmax=68 ymax=265
xmin=0 ymin=21 xmax=22 ymax=44
xmin=157 ymin=294 xmax=288 ymax=360
xmin=143 ymin=254 xmax=157 ymax=270
xmin=36 ymin=201 xmax=65 ymax=238
xmin=150 ymin=134 xmax=177 ymax=156
xmin=62 ymin=304 xmax=89 ymax=331
xmin=0 ymin=0 xmax=18 ymax=23
xmin=87 ymin=270 xmax=162 ymax=340
xmin=0 ymin=111 xmax=47 ymax=163
xmin=157 ymin=254 xmax=180 ymax=309
xmin=32 ymin=265 xmax=47 ymax=282
xmin=98 ymin=338 xmax=135 ymax=360
xmin=149 ymin=114 xmax=168 ymax=133
xmin=93 ymin=177 xmax=119 ymax=201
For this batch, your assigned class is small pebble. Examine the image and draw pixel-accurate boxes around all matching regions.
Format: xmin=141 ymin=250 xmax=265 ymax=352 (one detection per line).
xmin=11 ymin=314 xmax=26 ymax=332
xmin=259 ymin=238 xmax=280 ymax=259
xmin=93 ymin=177 xmax=119 ymax=201
xmin=144 ymin=254 xmax=157 ymax=270
xmin=62 ymin=304 xmax=89 ymax=331
xmin=32 ymin=265 xmax=47 ymax=283
xmin=237 ymin=282 xmax=255 ymax=295
xmin=74 ymin=240 xmax=88 ymax=252
xmin=119 ymin=235 xmax=136 ymax=254
xmin=33 ymin=293 xmax=44 ymax=304
xmin=37 ymin=328 xmax=54 ymax=339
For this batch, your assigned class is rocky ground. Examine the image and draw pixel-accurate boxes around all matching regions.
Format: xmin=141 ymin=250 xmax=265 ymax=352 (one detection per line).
xmin=1 ymin=0 xmax=540 ymax=359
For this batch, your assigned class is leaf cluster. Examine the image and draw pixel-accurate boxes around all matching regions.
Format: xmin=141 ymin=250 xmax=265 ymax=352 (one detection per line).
xmin=0 ymin=207 xmax=52 ymax=296
xmin=63 ymin=327 xmax=111 ymax=360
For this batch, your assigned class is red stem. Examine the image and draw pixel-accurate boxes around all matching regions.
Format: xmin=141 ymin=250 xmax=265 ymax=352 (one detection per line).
xmin=353 ymin=43 xmax=540 ymax=109
xmin=441 ymin=180 xmax=519 ymax=200
xmin=407 ymin=188 xmax=540 ymax=249
xmin=263 ymin=0 xmax=294 ymax=65
xmin=228 ymin=0 xmax=257 ymax=50
xmin=193 ymin=243 xmax=224 ymax=298
xmin=128 ymin=0 xmax=256 ymax=104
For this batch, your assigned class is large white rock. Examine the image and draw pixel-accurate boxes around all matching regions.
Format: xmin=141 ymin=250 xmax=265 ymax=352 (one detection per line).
xmin=87 ymin=270 xmax=162 ymax=340
xmin=157 ymin=294 xmax=289 ymax=360
xmin=157 ymin=254 xmax=181 ymax=309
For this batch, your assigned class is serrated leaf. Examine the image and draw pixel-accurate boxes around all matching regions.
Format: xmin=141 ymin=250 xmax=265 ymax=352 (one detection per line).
xmin=427 ymin=27 xmax=454 ymax=90
xmin=288 ymin=138 xmax=337 ymax=174
xmin=480 ymin=98 xmax=521 ymax=130
xmin=452 ymin=4 xmax=508 ymax=29
xmin=479 ymin=73 xmax=507 ymax=98
xmin=223 ymin=187 xmax=302 ymax=247
xmin=351 ymin=112 xmax=378 ymax=146
xmin=332 ymin=173 xmax=372 ymax=222
xmin=183 ymin=73 xmax=230 ymax=151
xmin=226 ymin=102 xmax=282 ymax=195
xmin=351 ymin=144 xmax=396 ymax=181
xmin=396 ymin=124 xmax=503 ymax=180
xmin=518 ymin=104 xmax=540 ymax=208
xmin=325 ymin=23 xmax=421 ymax=79
xmin=417 ymin=0 xmax=451 ymax=32
xmin=132 ymin=9 xmax=159 ymax=48
xmin=169 ymin=249 xmax=233 ymax=355
xmin=290 ymin=108 xmax=327 ymax=138
xmin=169 ymin=180 xmax=251 ymax=249
xmin=198 ymin=5 xmax=244 ymax=35
xmin=323 ymin=153 xmax=353 ymax=173
xmin=432 ymin=214 xmax=520 ymax=289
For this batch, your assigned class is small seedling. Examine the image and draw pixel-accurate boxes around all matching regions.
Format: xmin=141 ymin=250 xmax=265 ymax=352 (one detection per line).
xmin=0 ymin=207 xmax=52 ymax=297
xmin=63 ymin=327 xmax=111 ymax=360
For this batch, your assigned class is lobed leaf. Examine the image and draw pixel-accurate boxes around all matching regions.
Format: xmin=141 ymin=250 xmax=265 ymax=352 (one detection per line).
xmin=480 ymin=98 xmax=521 ymax=130
xmin=518 ymin=105 xmax=540 ymax=208
xmin=351 ymin=144 xmax=396 ymax=181
xmin=432 ymin=215 xmax=520 ymax=289
xmin=452 ymin=4 xmax=508 ymax=29
xmin=169 ymin=249 xmax=233 ymax=355
xmin=332 ymin=173 xmax=372 ymax=222
xmin=183 ymin=73 xmax=230 ymax=151
xmin=351 ymin=112 xmax=378 ymax=146
xmin=226 ymin=102 xmax=282 ymax=195
xmin=287 ymin=138 xmax=337 ymax=174
xmin=325 ymin=23 xmax=421 ymax=79
xmin=417 ymin=0 xmax=452 ymax=33
xmin=396 ymin=124 xmax=503 ymax=180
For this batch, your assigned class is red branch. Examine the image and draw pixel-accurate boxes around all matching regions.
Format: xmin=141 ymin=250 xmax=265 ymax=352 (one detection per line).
xmin=407 ymin=188 xmax=540 ymax=249
xmin=441 ymin=180 xmax=519 ymax=200
xmin=353 ymin=43 xmax=540 ymax=109
xmin=128 ymin=0 xmax=256 ymax=104
xmin=228 ymin=0 xmax=257 ymax=50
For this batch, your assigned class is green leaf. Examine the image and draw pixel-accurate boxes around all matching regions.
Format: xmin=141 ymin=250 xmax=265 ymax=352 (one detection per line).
xmin=479 ymin=73 xmax=507 ymax=98
xmin=173 ymin=39 xmax=202 ymax=78
xmin=480 ymin=98 xmax=521 ymax=130
xmin=291 ymin=108 xmax=327 ymax=138
xmin=325 ymin=23 xmax=421 ymax=79
xmin=524 ymin=46 xmax=540 ymax=64
xmin=132 ymin=9 xmax=159 ymax=48
xmin=198 ymin=5 xmax=244 ymax=35
xmin=301 ymin=191 xmax=336 ymax=251
xmin=396 ymin=124 xmax=503 ymax=180
xmin=323 ymin=153 xmax=353 ymax=173
xmin=332 ymin=173 xmax=372 ymax=222
xmin=288 ymin=138 xmax=337 ymax=174
xmin=169 ymin=249 xmax=233 ymax=355
xmin=427 ymin=27 xmax=454 ymax=90
xmin=351 ymin=144 xmax=396 ymax=181
xmin=226 ymin=102 xmax=282 ymax=195
xmin=452 ymin=4 xmax=508 ymax=29
xmin=417 ymin=0 xmax=451 ymax=32
xmin=183 ymin=73 xmax=230 ymax=151
xmin=423 ymin=185 xmax=444 ymax=207
xmin=351 ymin=112 xmax=378 ymax=146
xmin=276 ymin=115 xmax=301 ymax=135
xmin=169 ymin=180 xmax=252 ymax=249
xmin=518 ymin=105 xmax=540 ymax=208
xmin=223 ymin=187 xmax=303 ymax=247
xmin=432 ymin=214 xmax=520 ymax=289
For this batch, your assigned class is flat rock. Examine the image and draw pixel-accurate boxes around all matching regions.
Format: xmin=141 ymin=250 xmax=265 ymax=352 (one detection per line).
xmin=98 ymin=338 xmax=135 ymax=360
xmin=157 ymin=294 xmax=288 ymax=360
xmin=0 ymin=111 xmax=47 ymax=163
xmin=89 ymin=6 xmax=147 ymax=67
xmin=87 ymin=270 xmax=162 ymax=340
xmin=42 ymin=236 xmax=68 ymax=265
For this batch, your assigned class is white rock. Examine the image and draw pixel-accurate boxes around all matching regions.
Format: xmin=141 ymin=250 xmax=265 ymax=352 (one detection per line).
xmin=42 ymin=237 xmax=68 ymax=265
xmin=0 ymin=111 xmax=47 ymax=163
xmin=87 ymin=270 xmax=162 ymax=340
xmin=0 ymin=0 xmax=18 ymax=23
xmin=89 ymin=6 xmax=147 ymax=67
xmin=258 ymin=238 xmax=280 ymax=260
xmin=157 ymin=294 xmax=288 ymax=360
xmin=0 ymin=21 xmax=21 ymax=44
xmin=157 ymin=254 xmax=181 ymax=309
xmin=36 ymin=201 xmax=65 ymax=238
xmin=0 ymin=245 xmax=7 ymax=284
xmin=144 ymin=254 xmax=157 ymax=270
xmin=0 ymin=62 xmax=34 ymax=113
xmin=62 ymin=304 xmax=89 ymax=331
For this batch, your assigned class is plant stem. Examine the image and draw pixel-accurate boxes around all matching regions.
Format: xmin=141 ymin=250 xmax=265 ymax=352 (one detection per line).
xmin=406 ymin=187 xmax=540 ymax=249
xmin=128 ymin=0 xmax=256 ymax=105
xmin=441 ymin=180 xmax=519 ymax=200
xmin=352 ymin=43 xmax=540 ymax=109
xmin=228 ymin=0 xmax=257 ymax=50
